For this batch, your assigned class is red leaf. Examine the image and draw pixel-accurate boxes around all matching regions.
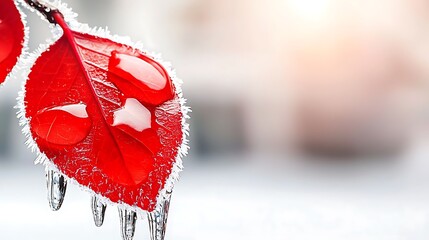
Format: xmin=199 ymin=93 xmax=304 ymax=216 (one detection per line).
xmin=0 ymin=0 xmax=25 ymax=84
xmin=24 ymin=13 xmax=183 ymax=211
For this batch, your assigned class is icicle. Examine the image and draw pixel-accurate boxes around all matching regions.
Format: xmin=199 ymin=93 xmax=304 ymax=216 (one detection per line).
xmin=46 ymin=169 xmax=67 ymax=211
xmin=148 ymin=190 xmax=172 ymax=240
xmin=91 ymin=196 xmax=107 ymax=227
xmin=118 ymin=208 xmax=137 ymax=240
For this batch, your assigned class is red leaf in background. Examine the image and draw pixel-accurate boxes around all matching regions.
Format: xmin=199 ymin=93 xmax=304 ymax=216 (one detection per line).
xmin=0 ymin=0 xmax=25 ymax=84
xmin=25 ymin=13 xmax=183 ymax=211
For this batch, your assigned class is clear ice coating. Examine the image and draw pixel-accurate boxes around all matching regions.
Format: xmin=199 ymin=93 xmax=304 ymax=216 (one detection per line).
xmin=46 ymin=169 xmax=67 ymax=211
xmin=119 ymin=208 xmax=137 ymax=240
xmin=148 ymin=191 xmax=173 ymax=240
xmin=91 ymin=196 xmax=107 ymax=227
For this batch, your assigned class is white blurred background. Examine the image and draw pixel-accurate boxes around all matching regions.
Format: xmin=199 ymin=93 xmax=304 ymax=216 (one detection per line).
xmin=1 ymin=0 xmax=429 ymax=239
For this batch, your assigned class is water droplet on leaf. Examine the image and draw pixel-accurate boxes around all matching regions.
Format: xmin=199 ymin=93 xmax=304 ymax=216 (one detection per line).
xmin=111 ymin=52 xmax=166 ymax=90
xmin=112 ymin=98 xmax=151 ymax=132
xmin=32 ymin=103 xmax=91 ymax=145
xmin=108 ymin=51 xmax=174 ymax=105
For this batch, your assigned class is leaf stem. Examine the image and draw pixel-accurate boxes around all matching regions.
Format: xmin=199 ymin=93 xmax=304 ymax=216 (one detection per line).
xmin=23 ymin=0 xmax=62 ymax=24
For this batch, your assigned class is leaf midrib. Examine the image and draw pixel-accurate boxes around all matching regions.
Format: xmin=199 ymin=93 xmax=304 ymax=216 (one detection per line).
xmin=54 ymin=15 xmax=136 ymax=184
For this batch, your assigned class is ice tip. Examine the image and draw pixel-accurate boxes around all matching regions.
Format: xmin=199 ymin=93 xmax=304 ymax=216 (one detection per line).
xmin=91 ymin=196 xmax=107 ymax=227
xmin=46 ymin=169 xmax=67 ymax=211
xmin=119 ymin=208 xmax=137 ymax=240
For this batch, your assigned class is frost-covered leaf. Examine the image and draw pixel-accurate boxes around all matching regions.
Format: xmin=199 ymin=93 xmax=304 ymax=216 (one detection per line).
xmin=24 ymin=12 xmax=184 ymax=211
xmin=0 ymin=0 xmax=25 ymax=84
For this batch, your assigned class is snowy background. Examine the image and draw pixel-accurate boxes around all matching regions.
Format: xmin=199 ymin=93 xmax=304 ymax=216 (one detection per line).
xmin=2 ymin=0 xmax=429 ymax=239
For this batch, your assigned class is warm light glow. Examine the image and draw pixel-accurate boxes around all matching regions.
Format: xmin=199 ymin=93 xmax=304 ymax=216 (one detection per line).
xmin=288 ymin=0 xmax=332 ymax=23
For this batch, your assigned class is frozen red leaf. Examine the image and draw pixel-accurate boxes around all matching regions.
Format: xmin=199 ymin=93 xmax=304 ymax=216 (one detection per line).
xmin=24 ymin=13 xmax=183 ymax=211
xmin=0 ymin=0 xmax=25 ymax=84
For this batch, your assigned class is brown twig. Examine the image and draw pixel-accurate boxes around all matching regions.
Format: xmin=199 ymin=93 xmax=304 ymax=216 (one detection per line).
xmin=23 ymin=0 xmax=62 ymax=24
